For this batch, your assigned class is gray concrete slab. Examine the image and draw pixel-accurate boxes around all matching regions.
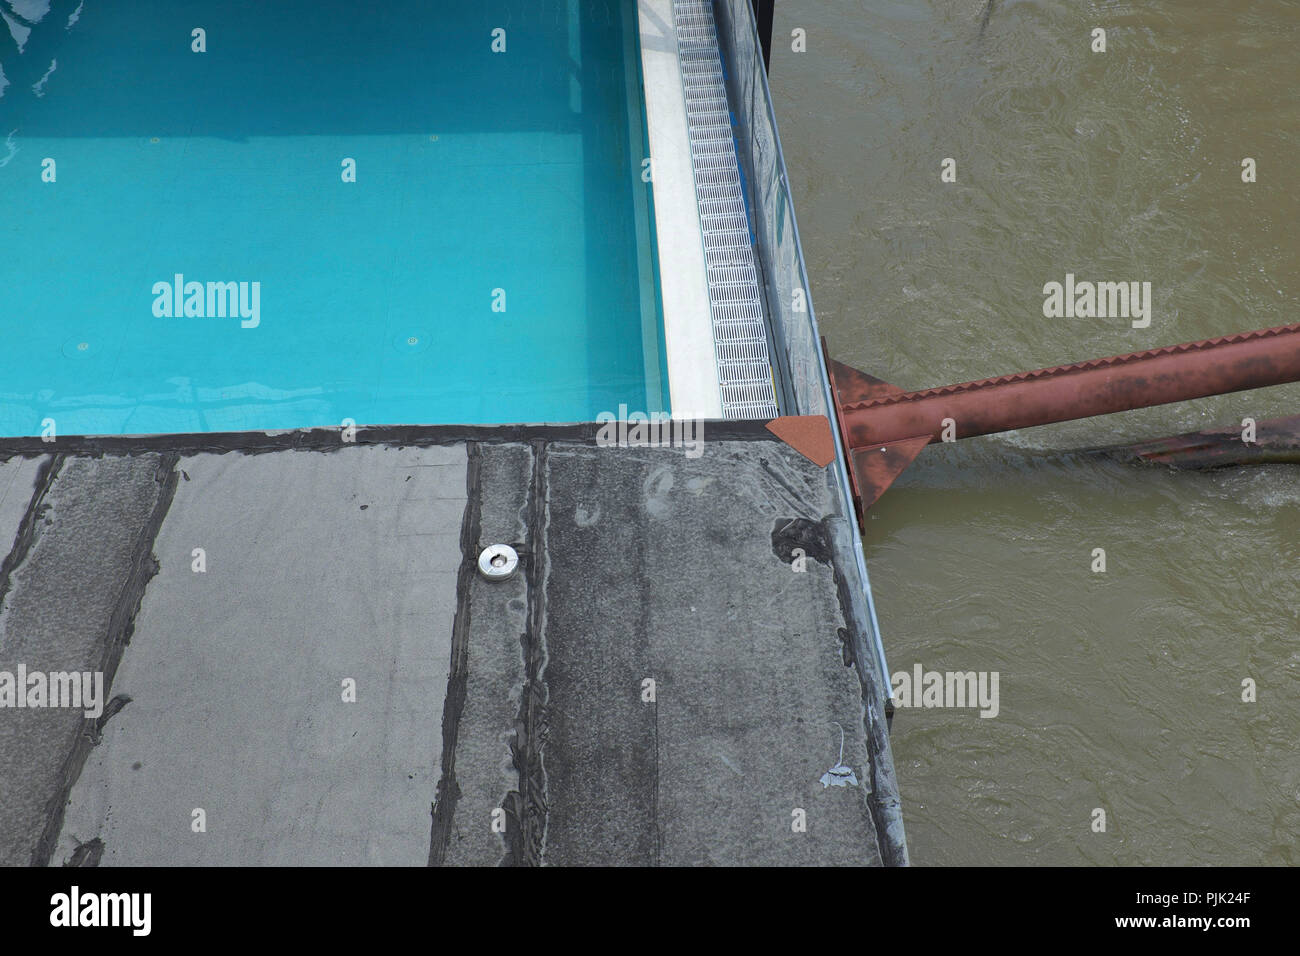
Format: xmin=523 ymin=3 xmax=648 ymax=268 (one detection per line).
xmin=0 ymin=456 xmax=46 ymax=570
xmin=0 ymin=427 xmax=902 ymax=867
xmin=536 ymin=441 xmax=881 ymax=865
xmin=53 ymin=445 xmax=466 ymax=866
xmin=0 ymin=454 xmax=169 ymax=866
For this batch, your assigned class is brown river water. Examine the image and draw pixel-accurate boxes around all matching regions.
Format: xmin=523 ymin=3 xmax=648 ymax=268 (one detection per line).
xmin=767 ymin=0 xmax=1299 ymax=864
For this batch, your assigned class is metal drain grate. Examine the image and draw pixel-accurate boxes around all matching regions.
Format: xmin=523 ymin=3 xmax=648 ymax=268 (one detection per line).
xmin=673 ymin=0 xmax=780 ymax=419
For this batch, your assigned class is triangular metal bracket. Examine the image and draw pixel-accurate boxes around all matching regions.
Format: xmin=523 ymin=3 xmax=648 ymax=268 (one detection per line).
xmin=821 ymin=338 xmax=930 ymax=522
xmin=850 ymin=435 xmax=932 ymax=515
xmin=765 ymin=415 xmax=836 ymax=467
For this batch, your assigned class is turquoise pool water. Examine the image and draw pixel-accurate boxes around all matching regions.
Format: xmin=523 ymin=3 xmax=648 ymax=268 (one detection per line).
xmin=0 ymin=0 xmax=666 ymax=436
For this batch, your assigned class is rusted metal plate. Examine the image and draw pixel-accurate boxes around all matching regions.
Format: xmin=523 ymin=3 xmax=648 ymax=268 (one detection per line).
xmin=765 ymin=415 xmax=836 ymax=467
xmin=851 ymin=436 xmax=933 ymax=514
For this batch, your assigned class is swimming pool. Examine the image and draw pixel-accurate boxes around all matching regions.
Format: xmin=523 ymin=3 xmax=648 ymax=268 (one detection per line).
xmin=0 ymin=0 xmax=667 ymax=436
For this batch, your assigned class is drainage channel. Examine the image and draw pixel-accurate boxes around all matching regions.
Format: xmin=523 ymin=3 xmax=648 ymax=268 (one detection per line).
xmin=674 ymin=0 xmax=781 ymax=419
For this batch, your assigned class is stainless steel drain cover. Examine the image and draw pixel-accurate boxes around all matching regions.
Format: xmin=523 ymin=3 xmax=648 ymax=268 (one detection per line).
xmin=477 ymin=544 xmax=519 ymax=581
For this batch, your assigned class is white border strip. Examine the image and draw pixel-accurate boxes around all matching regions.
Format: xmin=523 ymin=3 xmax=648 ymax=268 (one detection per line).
xmin=621 ymin=0 xmax=669 ymax=414
xmin=637 ymin=0 xmax=724 ymax=420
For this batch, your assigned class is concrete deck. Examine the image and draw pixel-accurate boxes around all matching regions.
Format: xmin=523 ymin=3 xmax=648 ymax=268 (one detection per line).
xmin=0 ymin=425 xmax=903 ymax=866
xmin=639 ymin=0 xmax=724 ymax=420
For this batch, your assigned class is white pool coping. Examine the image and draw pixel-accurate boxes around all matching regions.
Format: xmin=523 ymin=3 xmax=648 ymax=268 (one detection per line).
xmin=637 ymin=0 xmax=724 ymax=421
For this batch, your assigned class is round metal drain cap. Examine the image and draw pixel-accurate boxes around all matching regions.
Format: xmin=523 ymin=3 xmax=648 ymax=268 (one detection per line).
xmin=61 ymin=337 xmax=100 ymax=360
xmin=477 ymin=544 xmax=518 ymax=581
xmin=392 ymin=331 xmax=432 ymax=355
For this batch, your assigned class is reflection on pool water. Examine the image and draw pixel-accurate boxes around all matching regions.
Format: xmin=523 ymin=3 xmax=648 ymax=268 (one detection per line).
xmin=0 ymin=0 xmax=666 ymax=435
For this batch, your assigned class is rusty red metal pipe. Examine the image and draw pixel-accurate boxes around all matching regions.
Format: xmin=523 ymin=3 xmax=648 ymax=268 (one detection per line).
xmin=838 ymin=323 xmax=1300 ymax=449
xmin=823 ymin=323 xmax=1300 ymax=516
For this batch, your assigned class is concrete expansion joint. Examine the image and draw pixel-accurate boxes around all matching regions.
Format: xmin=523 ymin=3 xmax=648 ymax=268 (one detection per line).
xmin=502 ymin=439 xmax=551 ymax=866
xmin=428 ymin=443 xmax=482 ymax=866
xmin=25 ymin=451 xmax=180 ymax=867
xmin=0 ymin=454 xmax=64 ymax=616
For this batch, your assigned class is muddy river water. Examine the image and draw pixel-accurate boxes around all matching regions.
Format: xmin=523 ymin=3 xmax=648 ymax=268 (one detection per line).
xmin=768 ymin=0 xmax=1298 ymax=864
